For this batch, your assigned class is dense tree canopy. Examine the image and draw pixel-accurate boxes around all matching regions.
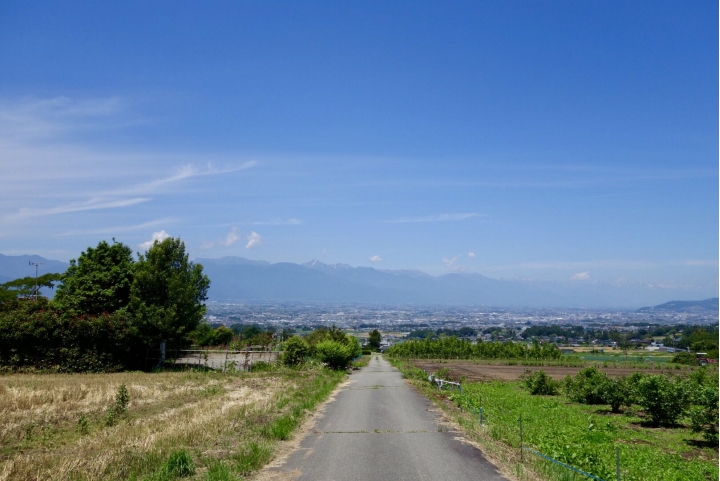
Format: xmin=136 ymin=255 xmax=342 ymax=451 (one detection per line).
xmin=368 ymin=329 xmax=382 ymax=351
xmin=54 ymin=240 xmax=134 ymax=315
xmin=128 ymin=237 xmax=210 ymax=349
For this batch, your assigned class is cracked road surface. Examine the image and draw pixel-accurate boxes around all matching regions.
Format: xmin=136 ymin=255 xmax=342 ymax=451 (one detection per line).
xmin=264 ymin=355 xmax=508 ymax=480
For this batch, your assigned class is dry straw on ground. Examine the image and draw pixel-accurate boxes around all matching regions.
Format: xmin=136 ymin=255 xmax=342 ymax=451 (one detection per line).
xmin=0 ymin=369 xmax=328 ymax=480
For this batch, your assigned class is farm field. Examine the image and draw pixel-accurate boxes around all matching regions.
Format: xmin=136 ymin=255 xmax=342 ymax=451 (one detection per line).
xmin=395 ymin=359 xmax=718 ymax=481
xmin=0 ymin=367 xmax=344 ymax=481
xmin=410 ymin=360 xmax=689 ymax=382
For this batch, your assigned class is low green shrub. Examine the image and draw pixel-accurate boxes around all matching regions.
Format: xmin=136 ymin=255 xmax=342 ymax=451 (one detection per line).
xmin=521 ymin=370 xmax=560 ymax=395
xmin=672 ymin=351 xmax=696 ymax=365
xmin=597 ymin=376 xmax=634 ymax=413
xmin=282 ymin=336 xmax=310 ymax=366
xmin=635 ymin=374 xmax=688 ymax=426
xmin=563 ymin=367 xmax=607 ymax=405
xmin=314 ymin=340 xmax=353 ymax=370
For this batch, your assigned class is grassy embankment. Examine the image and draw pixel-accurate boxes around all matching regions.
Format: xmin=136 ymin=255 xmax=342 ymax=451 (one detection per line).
xmin=390 ymin=358 xmax=718 ymax=481
xmin=0 ymin=366 xmax=344 ymax=481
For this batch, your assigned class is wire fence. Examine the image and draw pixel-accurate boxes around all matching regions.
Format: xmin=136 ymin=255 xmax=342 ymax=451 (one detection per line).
xmin=432 ymin=376 xmax=622 ymax=481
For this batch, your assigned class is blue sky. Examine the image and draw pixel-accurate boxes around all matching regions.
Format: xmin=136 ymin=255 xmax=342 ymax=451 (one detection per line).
xmin=0 ymin=1 xmax=717 ymax=295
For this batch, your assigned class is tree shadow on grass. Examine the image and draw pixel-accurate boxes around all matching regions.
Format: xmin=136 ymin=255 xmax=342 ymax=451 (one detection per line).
xmin=685 ymin=439 xmax=718 ymax=450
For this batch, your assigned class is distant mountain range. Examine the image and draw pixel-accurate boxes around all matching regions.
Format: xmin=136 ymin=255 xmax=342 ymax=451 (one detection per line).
xmin=636 ymin=298 xmax=719 ymax=313
xmin=0 ymin=254 xmax=716 ymax=309
xmin=0 ymin=254 xmax=69 ymax=284
xmin=195 ymin=256 xmax=716 ymax=309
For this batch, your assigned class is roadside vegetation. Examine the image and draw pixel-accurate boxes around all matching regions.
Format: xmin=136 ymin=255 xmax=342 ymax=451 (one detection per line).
xmin=391 ymin=358 xmax=719 ymax=481
xmin=0 ymin=365 xmax=344 ymax=480
xmin=385 ymin=337 xmax=563 ymax=360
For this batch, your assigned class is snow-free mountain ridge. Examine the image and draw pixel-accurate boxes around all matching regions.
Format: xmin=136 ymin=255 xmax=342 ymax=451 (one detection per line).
xmin=0 ymin=254 xmax=714 ymax=309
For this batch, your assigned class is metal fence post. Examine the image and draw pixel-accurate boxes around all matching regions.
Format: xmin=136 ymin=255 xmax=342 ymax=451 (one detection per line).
xmin=616 ymin=446 xmax=620 ymax=481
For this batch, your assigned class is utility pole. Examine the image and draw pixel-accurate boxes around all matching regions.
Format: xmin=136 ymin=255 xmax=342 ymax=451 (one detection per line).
xmin=29 ymin=261 xmax=41 ymax=300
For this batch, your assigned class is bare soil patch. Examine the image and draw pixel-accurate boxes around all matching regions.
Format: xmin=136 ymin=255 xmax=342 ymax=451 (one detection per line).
xmin=411 ymin=360 xmax=679 ymax=382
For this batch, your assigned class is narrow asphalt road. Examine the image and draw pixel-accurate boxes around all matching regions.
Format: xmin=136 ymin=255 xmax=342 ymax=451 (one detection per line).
xmin=265 ymin=354 xmax=508 ymax=480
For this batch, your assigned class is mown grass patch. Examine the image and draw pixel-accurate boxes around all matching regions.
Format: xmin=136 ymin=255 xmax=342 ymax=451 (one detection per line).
xmin=390 ymin=357 xmax=718 ymax=481
xmin=0 ymin=365 xmax=345 ymax=480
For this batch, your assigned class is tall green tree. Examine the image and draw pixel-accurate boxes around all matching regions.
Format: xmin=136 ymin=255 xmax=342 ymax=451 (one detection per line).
xmin=128 ymin=237 xmax=210 ymax=349
xmin=368 ymin=329 xmax=382 ymax=351
xmin=54 ymin=240 xmax=134 ymax=315
xmin=0 ymin=273 xmax=62 ymax=303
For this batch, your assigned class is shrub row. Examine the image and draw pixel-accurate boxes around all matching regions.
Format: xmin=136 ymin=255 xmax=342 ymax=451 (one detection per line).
xmin=280 ymin=328 xmax=361 ymax=370
xmin=523 ymin=367 xmax=718 ymax=442
xmin=385 ymin=337 xmax=562 ymax=360
xmin=0 ymin=299 xmax=148 ymax=372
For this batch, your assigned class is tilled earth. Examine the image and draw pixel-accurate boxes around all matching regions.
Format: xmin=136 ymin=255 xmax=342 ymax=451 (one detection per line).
xmin=411 ymin=360 xmax=683 ymax=381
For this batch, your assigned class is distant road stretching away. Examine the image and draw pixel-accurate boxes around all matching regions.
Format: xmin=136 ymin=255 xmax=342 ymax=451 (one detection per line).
xmin=263 ymin=355 xmax=508 ymax=480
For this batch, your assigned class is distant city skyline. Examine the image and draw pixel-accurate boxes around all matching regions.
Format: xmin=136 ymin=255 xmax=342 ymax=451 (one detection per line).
xmin=0 ymin=1 xmax=717 ymax=297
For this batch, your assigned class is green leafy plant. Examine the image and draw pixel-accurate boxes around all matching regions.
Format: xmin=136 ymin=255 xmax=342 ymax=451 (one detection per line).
xmin=162 ymin=449 xmax=195 ymax=477
xmin=105 ymin=384 xmax=130 ymax=426
xmin=563 ymin=367 xmax=607 ymax=405
xmin=77 ymin=414 xmax=89 ymax=435
xmin=635 ymin=374 xmax=688 ymax=426
xmin=672 ymin=351 xmax=697 ymax=365
xmin=314 ymin=340 xmax=353 ymax=370
xmin=521 ymin=369 xmax=560 ymax=395
xmin=597 ymin=376 xmax=634 ymax=413
xmin=282 ymin=336 xmax=310 ymax=366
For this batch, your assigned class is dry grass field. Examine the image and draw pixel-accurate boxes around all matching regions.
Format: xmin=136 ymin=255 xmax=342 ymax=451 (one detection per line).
xmin=0 ymin=367 xmax=343 ymax=481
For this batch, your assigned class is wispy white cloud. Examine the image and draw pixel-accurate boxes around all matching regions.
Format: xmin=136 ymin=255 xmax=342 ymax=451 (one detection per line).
xmin=570 ymin=272 xmax=590 ymax=281
xmin=58 ymin=217 xmax=175 ymax=236
xmin=386 ymin=213 xmax=481 ymax=223
xmin=468 ymin=251 xmax=476 ymax=258
xmin=4 ymin=197 xmax=151 ymax=221
xmin=200 ymin=227 xmax=243 ymax=250
xmin=443 ymin=255 xmax=460 ymax=268
xmin=0 ymin=97 xmax=259 ymax=229
xmin=139 ymin=230 xmax=170 ymax=250
xmin=0 ymin=96 xmax=126 ymax=140
xmin=369 ymin=255 xmax=382 ymax=263
xmin=246 ymin=231 xmax=262 ymax=249
xmin=221 ymin=227 xmax=241 ymax=247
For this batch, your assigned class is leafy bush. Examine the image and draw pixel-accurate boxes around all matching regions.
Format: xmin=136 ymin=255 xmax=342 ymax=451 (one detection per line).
xmin=597 ymin=376 xmax=634 ymax=413
xmin=635 ymin=374 xmax=688 ymax=426
xmin=687 ymin=367 xmax=719 ymax=443
xmin=314 ymin=340 xmax=352 ymax=370
xmin=282 ymin=336 xmax=310 ymax=366
xmin=521 ymin=370 xmax=560 ymax=395
xmin=0 ymin=299 xmax=146 ymax=372
xmin=688 ymin=383 xmax=719 ymax=443
xmin=564 ymin=367 xmax=608 ymax=404
xmin=213 ymin=326 xmax=234 ymax=346
xmin=672 ymin=351 xmax=696 ymax=365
